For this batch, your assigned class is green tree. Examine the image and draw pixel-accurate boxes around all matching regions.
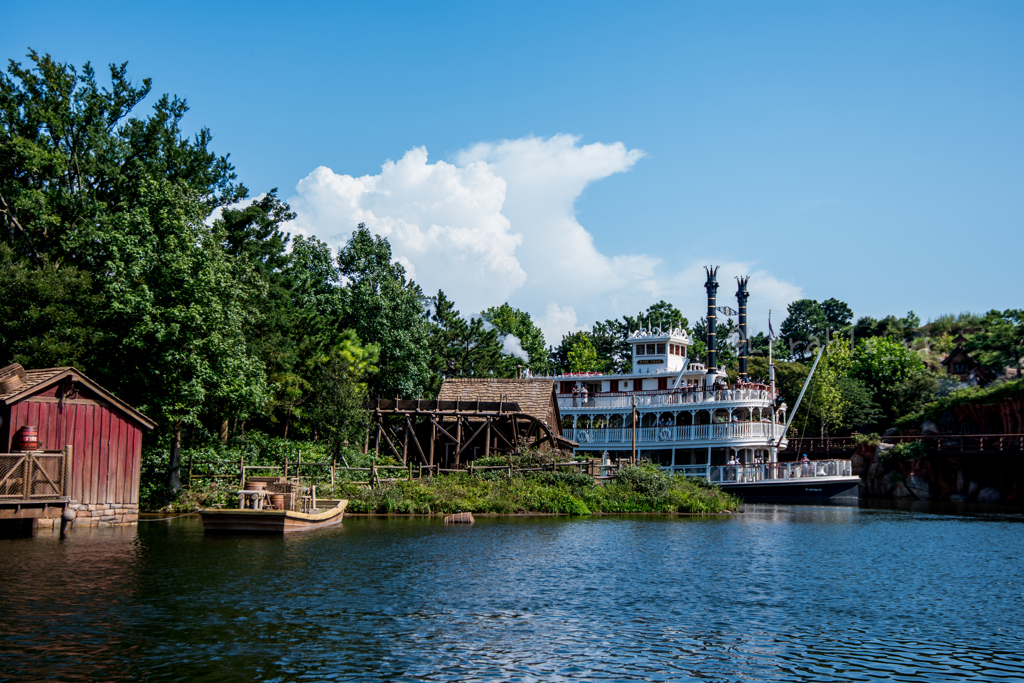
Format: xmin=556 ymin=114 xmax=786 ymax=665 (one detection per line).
xmin=967 ymin=309 xmax=1024 ymax=377
xmin=103 ymin=179 xmax=270 ymax=488
xmin=566 ymin=334 xmax=602 ymax=373
xmin=337 ymin=224 xmax=432 ymax=399
xmin=303 ymin=330 xmax=379 ymax=451
xmin=551 ymin=330 xmax=607 ymax=373
xmin=429 ymin=289 xmax=505 ymax=389
xmin=481 ymin=303 xmax=549 ymax=375
xmin=0 ymin=51 xmax=244 ymax=269
xmin=0 ymin=245 xmax=103 ymax=369
xmin=850 ymin=337 xmax=937 ymax=425
xmin=780 ymin=299 xmax=827 ymax=360
xmin=821 ymin=298 xmax=853 ymax=331
xmin=0 ymin=52 xmax=269 ymax=488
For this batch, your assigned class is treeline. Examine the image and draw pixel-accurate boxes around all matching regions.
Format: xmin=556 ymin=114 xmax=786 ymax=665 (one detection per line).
xmin=0 ymin=52 xmax=666 ymax=478
xmin=3 ymin=52 xmax=1020 ymax=468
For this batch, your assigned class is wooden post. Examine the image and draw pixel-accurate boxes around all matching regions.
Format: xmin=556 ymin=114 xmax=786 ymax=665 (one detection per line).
xmin=631 ymin=395 xmax=638 ymax=466
xmin=297 ymin=450 xmax=302 ymax=482
xmin=63 ymin=445 xmax=72 ymax=498
xmin=284 ymin=457 xmax=289 ymax=479
xmin=374 ymin=415 xmax=381 ymax=457
xmin=402 ymin=416 xmax=409 ymax=465
xmin=455 ymin=416 xmax=462 ymax=468
xmin=187 ymin=451 xmax=194 ymax=489
xmin=484 ymin=417 xmax=491 ymax=457
xmin=239 ymin=455 xmax=245 ymax=488
xmin=429 ymin=419 xmax=435 ymax=467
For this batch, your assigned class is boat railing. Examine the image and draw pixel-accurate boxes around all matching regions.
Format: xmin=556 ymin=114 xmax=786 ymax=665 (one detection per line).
xmin=558 ymin=387 xmax=771 ymax=410
xmin=566 ymin=422 xmax=786 ymax=445
xmin=705 ymin=460 xmax=853 ymax=483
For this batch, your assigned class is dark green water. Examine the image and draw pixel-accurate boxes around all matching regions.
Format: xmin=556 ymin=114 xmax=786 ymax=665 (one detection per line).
xmin=1 ymin=505 xmax=1022 ymax=682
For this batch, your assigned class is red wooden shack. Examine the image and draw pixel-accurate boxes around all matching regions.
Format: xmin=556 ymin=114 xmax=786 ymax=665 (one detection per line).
xmin=0 ymin=364 xmax=156 ymax=530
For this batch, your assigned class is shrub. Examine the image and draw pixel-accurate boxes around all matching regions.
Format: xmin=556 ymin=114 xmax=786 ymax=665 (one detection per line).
xmin=880 ymin=440 xmax=927 ymax=462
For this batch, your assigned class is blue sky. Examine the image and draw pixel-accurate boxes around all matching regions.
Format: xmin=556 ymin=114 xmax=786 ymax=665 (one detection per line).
xmin=5 ymin=1 xmax=1022 ymax=341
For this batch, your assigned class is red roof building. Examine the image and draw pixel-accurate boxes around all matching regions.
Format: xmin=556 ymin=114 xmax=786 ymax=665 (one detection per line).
xmin=0 ymin=364 xmax=155 ymax=532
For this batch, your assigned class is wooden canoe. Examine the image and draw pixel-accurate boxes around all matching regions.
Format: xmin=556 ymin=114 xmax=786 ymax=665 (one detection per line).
xmin=200 ymin=500 xmax=347 ymax=534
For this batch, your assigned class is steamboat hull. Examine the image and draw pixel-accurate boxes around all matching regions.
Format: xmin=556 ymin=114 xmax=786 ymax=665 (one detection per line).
xmin=201 ymin=500 xmax=347 ymax=534
xmin=718 ymin=477 xmax=860 ymax=501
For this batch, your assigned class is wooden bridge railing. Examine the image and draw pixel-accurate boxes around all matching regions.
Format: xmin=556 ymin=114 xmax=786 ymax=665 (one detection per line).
xmin=783 ymin=434 xmax=1024 ymax=455
xmin=0 ymin=448 xmax=70 ymax=501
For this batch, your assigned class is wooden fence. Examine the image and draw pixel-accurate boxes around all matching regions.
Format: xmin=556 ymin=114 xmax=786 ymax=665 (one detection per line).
xmin=184 ymin=455 xmax=607 ymax=490
xmin=782 ymin=434 xmax=1024 ymax=456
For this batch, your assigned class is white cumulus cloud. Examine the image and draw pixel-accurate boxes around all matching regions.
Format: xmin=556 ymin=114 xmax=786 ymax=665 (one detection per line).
xmin=287 ymin=135 xmax=802 ymax=345
xmin=288 ymin=147 xmax=525 ymax=311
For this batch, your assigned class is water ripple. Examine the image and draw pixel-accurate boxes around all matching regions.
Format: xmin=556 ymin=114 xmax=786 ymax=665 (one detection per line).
xmin=1 ymin=506 xmax=1022 ymax=682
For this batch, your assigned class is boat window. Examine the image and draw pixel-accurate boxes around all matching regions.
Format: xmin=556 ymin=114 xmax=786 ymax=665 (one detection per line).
xmin=657 ymin=343 xmax=665 ymax=354
xmin=636 ymin=345 xmax=645 ymax=356
xmin=646 ymin=344 xmax=656 ymax=354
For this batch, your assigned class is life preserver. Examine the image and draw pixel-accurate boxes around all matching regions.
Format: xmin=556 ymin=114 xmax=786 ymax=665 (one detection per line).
xmin=577 ymin=431 xmax=590 ymax=443
xmin=659 ymin=427 xmax=673 ymax=441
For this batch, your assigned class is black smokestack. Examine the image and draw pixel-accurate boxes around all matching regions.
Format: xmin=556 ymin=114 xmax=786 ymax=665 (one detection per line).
xmin=704 ymin=266 xmax=719 ymax=381
xmin=736 ymin=276 xmax=750 ymax=381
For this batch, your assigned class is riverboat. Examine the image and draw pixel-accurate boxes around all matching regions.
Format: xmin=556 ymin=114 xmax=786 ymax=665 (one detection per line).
xmin=200 ymin=500 xmax=348 ymax=534
xmin=557 ymin=268 xmax=860 ymax=501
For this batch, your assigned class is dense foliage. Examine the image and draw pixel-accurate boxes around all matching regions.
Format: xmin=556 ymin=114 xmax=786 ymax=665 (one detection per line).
xmin=336 ymin=464 xmax=739 ymax=515
xmin=3 ymin=50 xmax=1018 ymax=498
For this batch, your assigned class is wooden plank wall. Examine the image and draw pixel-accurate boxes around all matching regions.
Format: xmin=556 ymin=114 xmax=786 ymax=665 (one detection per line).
xmin=5 ymin=399 xmax=143 ymax=505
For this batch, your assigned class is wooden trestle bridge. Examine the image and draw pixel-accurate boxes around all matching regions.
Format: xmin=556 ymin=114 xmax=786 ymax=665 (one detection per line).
xmin=371 ymin=399 xmax=577 ymax=468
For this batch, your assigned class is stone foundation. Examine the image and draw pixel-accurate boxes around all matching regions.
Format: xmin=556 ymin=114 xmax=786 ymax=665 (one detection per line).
xmin=60 ymin=501 xmax=139 ymax=528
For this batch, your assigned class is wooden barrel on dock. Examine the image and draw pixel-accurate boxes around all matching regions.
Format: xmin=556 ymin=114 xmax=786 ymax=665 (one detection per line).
xmin=16 ymin=426 xmax=39 ymax=451
xmin=244 ymin=481 xmax=267 ymax=492
xmin=270 ymin=494 xmax=285 ymax=510
xmin=444 ymin=512 xmax=474 ymax=524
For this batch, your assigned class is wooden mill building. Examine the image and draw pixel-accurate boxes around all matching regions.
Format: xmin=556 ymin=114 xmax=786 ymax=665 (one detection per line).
xmin=371 ymin=378 xmax=575 ymax=467
xmin=0 ymin=364 xmax=155 ymax=531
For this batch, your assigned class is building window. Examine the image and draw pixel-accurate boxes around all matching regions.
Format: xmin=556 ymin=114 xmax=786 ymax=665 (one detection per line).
xmin=954 ymin=364 xmax=965 ymax=374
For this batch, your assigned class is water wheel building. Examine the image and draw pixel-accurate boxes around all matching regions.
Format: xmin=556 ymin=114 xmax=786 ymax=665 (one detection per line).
xmin=371 ymin=378 xmax=575 ymax=468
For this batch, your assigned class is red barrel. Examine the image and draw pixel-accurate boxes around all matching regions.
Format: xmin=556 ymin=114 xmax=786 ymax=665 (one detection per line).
xmin=17 ymin=426 xmax=39 ymax=451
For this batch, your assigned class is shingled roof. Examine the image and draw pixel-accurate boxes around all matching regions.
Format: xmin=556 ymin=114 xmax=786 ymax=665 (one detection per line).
xmin=0 ymin=363 xmax=156 ymax=429
xmin=439 ymin=378 xmax=562 ymax=433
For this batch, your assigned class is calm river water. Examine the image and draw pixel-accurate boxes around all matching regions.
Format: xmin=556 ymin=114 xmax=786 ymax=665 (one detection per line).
xmin=1 ymin=504 xmax=1022 ymax=682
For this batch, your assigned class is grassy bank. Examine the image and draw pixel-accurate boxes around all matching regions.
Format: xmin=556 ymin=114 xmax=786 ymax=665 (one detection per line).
xmin=333 ymin=466 xmax=739 ymax=515
xmin=143 ymin=442 xmax=739 ymax=515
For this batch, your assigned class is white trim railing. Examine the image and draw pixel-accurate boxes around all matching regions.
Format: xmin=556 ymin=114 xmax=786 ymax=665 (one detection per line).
xmin=558 ymin=387 xmax=770 ymax=411
xmin=566 ymin=422 xmax=786 ymax=445
xmin=705 ymin=459 xmax=853 ymax=483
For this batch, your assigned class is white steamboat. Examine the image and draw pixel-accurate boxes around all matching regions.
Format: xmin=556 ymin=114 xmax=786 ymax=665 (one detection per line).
xmin=557 ymin=268 xmax=860 ymax=501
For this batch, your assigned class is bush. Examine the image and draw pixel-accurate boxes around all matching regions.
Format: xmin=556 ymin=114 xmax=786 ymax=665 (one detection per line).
xmin=853 ymin=433 xmax=881 ymax=446
xmin=880 ymin=440 xmax=927 ymax=463
xmin=615 ymin=464 xmax=670 ymax=496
